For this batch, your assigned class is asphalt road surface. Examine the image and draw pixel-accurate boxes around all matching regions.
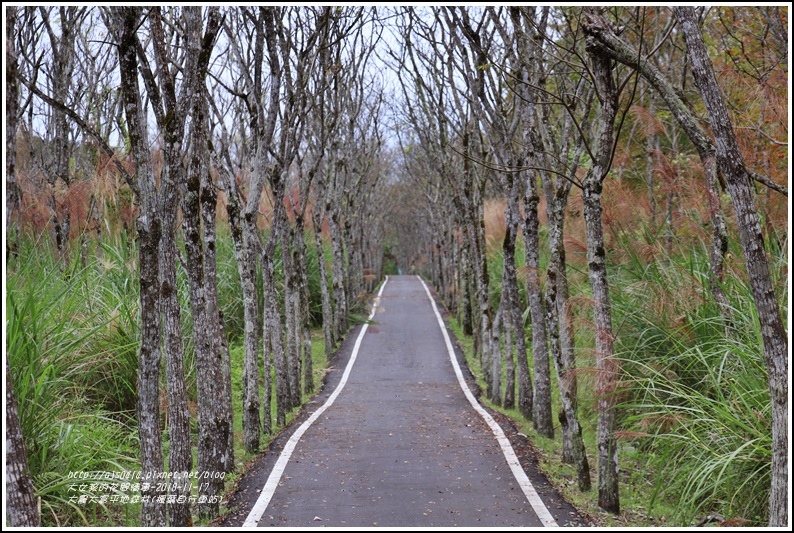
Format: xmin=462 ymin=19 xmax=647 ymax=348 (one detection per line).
xmin=222 ymin=275 xmax=586 ymax=528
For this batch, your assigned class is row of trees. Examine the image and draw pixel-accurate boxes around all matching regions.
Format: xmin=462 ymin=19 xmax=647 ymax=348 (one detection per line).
xmin=6 ymin=6 xmax=391 ymax=526
xmin=5 ymin=5 xmax=787 ymax=527
xmin=385 ymin=6 xmax=787 ymax=525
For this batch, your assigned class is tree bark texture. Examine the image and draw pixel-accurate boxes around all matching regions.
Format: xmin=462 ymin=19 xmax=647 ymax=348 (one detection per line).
xmin=280 ymin=216 xmax=302 ymax=410
xmin=182 ymin=90 xmax=225 ymax=521
xmin=313 ymin=183 xmax=336 ymax=359
xmin=294 ymin=218 xmax=314 ymax=394
xmin=263 ymin=191 xmax=288 ymax=427
xmin=115 ymin=7 xmax=166 ymax=525
xmin=545 ymin=182 xmax=591 ymax=491
xmin=201 ymin=164 xmax=235 ymax=474
xmin=159 ymin=195 xmax=192 ymax=526
xmin=6 ymin=359 xmax=41 ymax=527
xmin=501 ymin=182 xmax=533 ymax=422
xmin=227 ymin=191 xmax=262 ymax=452
xmin=6 ymin=6 xmax=20 ymax=256
xmin=674 ymin=8 xmax=788 ymax=526
xmin=584 ymin=20 xmax=620 ymax=513
xmin=522 ymin=173 xmax=553 ymax=438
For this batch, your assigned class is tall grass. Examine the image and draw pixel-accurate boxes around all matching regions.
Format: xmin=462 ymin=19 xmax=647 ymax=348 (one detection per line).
xmin=6 ymin=235 xmax=140 ymax=525
xmin=612 ymin=234 xmax=783 ymax=526
xmin=447 ymin=205 xmax=784 ymax=526
xmin=6 ymin=224 xmax=348 ymax=525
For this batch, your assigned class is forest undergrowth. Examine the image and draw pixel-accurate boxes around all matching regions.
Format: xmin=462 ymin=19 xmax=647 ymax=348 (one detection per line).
xmin=446 ymin=196 xmax=787 ymax=528
xmin=5 ymin=226 xmax=352 ymax=527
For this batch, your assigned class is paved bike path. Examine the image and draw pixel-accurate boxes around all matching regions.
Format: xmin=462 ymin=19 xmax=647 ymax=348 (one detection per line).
xmin=222 ymin=276 xmax=585 ymax=527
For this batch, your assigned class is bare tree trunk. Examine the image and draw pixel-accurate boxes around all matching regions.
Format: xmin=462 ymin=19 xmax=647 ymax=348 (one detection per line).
xmin=201 ymin=168 xmax=235 ymax=473
xmin=502 ymin=177 xmax=533 ymax=422
xmin=644 ymin=90 xmax=659 ymax=225
xmin=702 ymin=154 xmax=735 ymax=335
xmin=583 ymin=28 xmax=620 ymax=513
xmin=294 ymin=218 xmax=314 ymax=394
xmin=329 ymin=194 xmax=348 ymax=338
xmin=182 ymin=63 xmax=225 ymax=518
xmin=475 ymin=181 xmax=490 ymax=369
xmin=5 ymin=22 xmax=41 ymax=527
xmin=6 ymin=360 xmax=40 ymax=527
xmin=263 ymin=244 xmax=284 ymax=427
xmin=115 ymin=8 xmax=166 ymax=525
xmin=280 ymin=217 xmax=301 ymax=409
xmin=675 ymin=8 xmax=788 ymax=525
xmin=158 ymin=184 xmax=192 ymax=526
xmin=264 ymin=193 xmax=289 ymax=427
xmin=486 ymin=302 xmax=500 ymax=404
xmin=42 ymin=7 xmax=82 ymax=264
xmin=509 ymin=5 xmax=553 ymax=437
xmin=522 ymin=172 xmax=553 ymax=437
xmin=6 ymin=6 xmax=20 ymax=260
xmin=225 ymin=188 xmax=262 ymax=452
xmin=262 ymin=300 xmax=273 ymax=433
xmin=502 ymin=275 xmax=515 ymax=409
xmin=545 ymin=181 xmax=591 ymax=491
xmin=460 ymin=237 xmax=474 ymax=336
xmin=313 ymin=178 xmax=335 ymax=359
xmin=183 ymin=143 xmax=223 ymax=521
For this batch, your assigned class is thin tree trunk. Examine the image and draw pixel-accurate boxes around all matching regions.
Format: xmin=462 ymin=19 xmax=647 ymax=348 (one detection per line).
xmin=502 ymin=178 xmax=533 ymax=422
xmin=115 ymin=8 xmax=166 ymax=525
xmin=328 ymin=178 xmax=348 ymax=339
xmin=158 ymin=181 xmax=192 ymax=526
xmin=522 ymin=172 xmax=553 ymax=437
xmin=45 ymin=7 xmax=79 ymax=264
xmin=260 ymin=226 xmax=274 ymax=435
xmin=264 ymin=194 xmax=288 ymax=427
xmin=460 ymin=236 xmax=474 ymax=336
xmin=501 ymin=257 xmax=515 ymax=409
xmin=294 ymin=218 xmax=314 ymax=394
xmin=489 ymin=297 xmax=503 ymax=405
xmin=6 ymin=5 xmax=20 ymax=259
xmin=313 ymin=191 xmax=335 ymax=358
xmin=475 ymin=183 xmax=490 ymax=370
xmin=183 ymin=90 xmax=224 ymax=520
xmin=510 ymin=6 xmax=553 ymax=437
xmin=546 ymin=183 xmax=591 ymax=491
xmin=263 ymin=247 xmax=285 ymax=426
xmin=645 ymin=90 xmax=659 ymax=225
xmin=280 ymin=215 xmax=301 ymax=409
xmin=702 ymin=154 xmax=735 ymax=335
xmin=675 ymin=8 xmax=788 ymax=525
xmin=202 ymin=170 xmax=234 ymax=473
xmin=583 ymin=32 xmax=620 ymax=513
xmin=226 ymin=188 xmax=261 ymax=452
xmin=6 ymin=360 xmax=40 ymax=527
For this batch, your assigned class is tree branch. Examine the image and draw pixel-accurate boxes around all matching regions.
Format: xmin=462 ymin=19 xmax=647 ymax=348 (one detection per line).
xmin=17 ymin=72 xmax=138 ymax=195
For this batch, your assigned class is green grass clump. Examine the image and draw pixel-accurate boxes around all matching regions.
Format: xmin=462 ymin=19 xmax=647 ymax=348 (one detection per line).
xmin=6 ymin=236 xmax=140 ymax=526
xmin=443 ymin=227 xmax=785 ymax=527
xmin=613 ymin=240 xmax=779 ymax=526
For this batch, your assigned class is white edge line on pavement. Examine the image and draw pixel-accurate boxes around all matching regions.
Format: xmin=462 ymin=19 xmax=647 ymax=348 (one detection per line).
xmin=418 ymin=275 xmax=560 ymax=528
xmin=242 ymin=276 xmax=389 ymax=527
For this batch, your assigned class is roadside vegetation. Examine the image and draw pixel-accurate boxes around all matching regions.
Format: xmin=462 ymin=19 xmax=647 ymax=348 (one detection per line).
xmin=447 ymin=197 xmax=786 ymax=527
xmin=5 ymin=228 xmax=360 ymax=526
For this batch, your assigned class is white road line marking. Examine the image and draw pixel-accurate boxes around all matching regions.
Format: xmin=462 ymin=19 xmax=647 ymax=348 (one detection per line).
xmin=418 ymin=275 xmax=560 ymax=528
xmin=242 ymin=277 xmax=389 ymax=527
